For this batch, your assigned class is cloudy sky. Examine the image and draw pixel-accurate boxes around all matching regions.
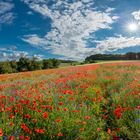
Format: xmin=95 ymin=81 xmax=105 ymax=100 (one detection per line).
xmin=1 ymin=0 xmax=140 ymax=61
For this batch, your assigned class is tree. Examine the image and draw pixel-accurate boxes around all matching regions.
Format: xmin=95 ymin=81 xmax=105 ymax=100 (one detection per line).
xmin=42 ymin=59 xmax=53 ymax=69
xmin=17 ymin=57 xmax=31 ymax=72
xmin=125 ymin=52 xmax=137 ymax=60
xmin=51 ymin=59 xmax=60 ymax=68
xmin=10 ymin=61 xmax=18 ymax=73
xmin=30 ymin=57 xmax=42 ymax=71
xmin=0 ymin=61 xmax=13 ymax=74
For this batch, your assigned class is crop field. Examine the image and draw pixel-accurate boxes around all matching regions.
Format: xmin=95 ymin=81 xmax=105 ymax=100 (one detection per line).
xmin=0 ymin=62 xmax=140 ymax=140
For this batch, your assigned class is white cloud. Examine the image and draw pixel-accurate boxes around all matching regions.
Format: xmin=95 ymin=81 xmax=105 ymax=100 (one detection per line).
xmin=0 ymin=45 xmax=45 ymax=61
xmin=0 ymin=1 xmax=15 ymax=26
xmin=22 ymin=34 xmax=47 ymax=46
xmin=131 ymin=10 xmax=140 ymax=27
xmin=21 ymin=0 xmax=118 ymax=60
xmin=0 ymin=50 xmax=28 ymax=61
xmin=93 ymin=35 xmax=140 ymax=54
xmin=33 ymin=54 xmax=44 ymax=60
xmin=105 ymin=7 xmax=115 ymax=13
xmin=27 ymin=11 xmax=33 ymax=15
xmin=132 ymin=10 xmax=140 ymax=21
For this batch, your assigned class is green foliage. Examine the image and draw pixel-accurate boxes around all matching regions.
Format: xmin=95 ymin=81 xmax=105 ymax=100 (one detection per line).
xmin=85 ymin=52 xmax=140 ymax=62
xmin=10 ymin=61 xmax=18 ymax=73
xmin=0 ymin=57 xmax=61 ymax=74
xmin=42 ymin=59 xmax=53 ymax=69
xmin=30 ymin=57 xmax=42 ymax=71
xmin=42 ymin=59 xmax=60 ymax=69
xmin=17 ymin=57 xmax=31 ymax=72
xmin=0 ymin=61 xmax=13 ymax=74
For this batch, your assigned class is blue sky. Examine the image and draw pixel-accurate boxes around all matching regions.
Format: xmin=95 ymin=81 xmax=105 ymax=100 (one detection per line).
xmin=0 ymin=0 xmax=140 ymax=61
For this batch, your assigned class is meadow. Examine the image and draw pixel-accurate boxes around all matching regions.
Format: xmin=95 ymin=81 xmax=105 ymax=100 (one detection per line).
xmin=0 ymin=61 xmax=140 ymax=140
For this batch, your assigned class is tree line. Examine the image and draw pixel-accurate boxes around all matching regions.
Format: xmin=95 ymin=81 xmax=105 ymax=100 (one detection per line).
xmin=0 ymin=57 xmax=61 ymax=74
xmin=85 ymin=52 xmax=140 ymax=62
xmin=1 ymin=52 xmax=139 ymax=74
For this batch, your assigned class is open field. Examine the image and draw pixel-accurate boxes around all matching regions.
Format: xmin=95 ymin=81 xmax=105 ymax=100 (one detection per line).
xmin=0 ymin=61 xmax=140 ymax=140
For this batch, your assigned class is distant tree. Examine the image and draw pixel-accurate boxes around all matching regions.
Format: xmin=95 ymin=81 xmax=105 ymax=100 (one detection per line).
xmin=17 ymin=57 xmax=31 ymax=72
xmin=51 ymin=58 xmax=61 ymax=68
xmin=137 ymin=52 xmax=140 ymax=60
xmin=0 ymin=61 xmax=13 ymax=74
xmin=84 ymin=59 xmax=96 ymax=64
xmin=85 ymin=52 xmax=140 ymax=62
xmin=30 ymin=57 xmax=42 ymax=71
xmin=125 ymin=52 xmax=137 ymax=60
xmin=10 ymin=61 xmax=18 ymax=73
xmin=42 ymin=59 xmax=53 ymax=69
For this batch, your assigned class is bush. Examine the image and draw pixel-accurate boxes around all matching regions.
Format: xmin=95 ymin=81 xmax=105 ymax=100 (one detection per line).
xmin=0 ymin=57 xmax=61 ymax=74
xmin=0 ymin=61 xmax=13 ymax=74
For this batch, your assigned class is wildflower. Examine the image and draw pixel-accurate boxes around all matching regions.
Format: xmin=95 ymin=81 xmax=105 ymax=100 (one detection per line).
xmin=32 ymin=119 xmax=37 ymax=123
xmin=108 ymin=128 xmax=111 ymax=134
xmin=81 ymin=120 xmax=86 ymax=125
xmin=9 ymin=122 xmax=14 ymax=127
xmin=9 ymin=136 xmax=15 ymax=140
xmin=136 ymin=106 xmax=140 ymax=110
xmin=24 ymin=114 xmax=31 ymax=119
xmin=46 ymin=105 xmax=53 ymax=110
xmin=14 ymin=110 xmax=18 ymax=113
xmin=21 ymin=123 xmax=30 ymax=133
xmin=55 ymin=119 xmax=62 ymax=123
xmin=80 ymin=128 xmax=85 ymax=131
xmin=19 ymin=135 xmax=24 ymax=140
xmin=113 ymin=137 xmax=121 ymax=140
xmin=59 ymin=96 xmax=63 ymax=99
xmin=57 ymin=132 xmax=63 ymax=136
xmin=84 ymin=116 xmax=91 ymax=120
xmin=63 ymin=108 xmax=67 ymax=111
xmin=0 ymin=129 xmax=3 ymax=136
xmin=72 ymin=110 xmax=80 ymax=113
xmin=97 ymin=128 xmax=101 ymax=131
xmin=57 ymin=107 xmax=60 ymax=111
xmin=35 ymin=129 xmax=45 ymax=134
xmin=25 ymin=136 xmax=30 ymax=140
xmin=59 ymin=102 xmax=63 ymax=106
xmin=42 ymin=112 xmax=48 ymax=119
xmin=93 ymin=98 xmax=97 ymax=102
xmin=114 ymin=106 xmax=122 ymax=119
xmin=116 ymin=128 xmax=121 ymax=132
xmin=37 ymin=109 xmax=42 ymax=113
xmin=9 ymin=96 xmax=14 ymax=102
xmin=103 ymin=115 xmax=108 ymax=119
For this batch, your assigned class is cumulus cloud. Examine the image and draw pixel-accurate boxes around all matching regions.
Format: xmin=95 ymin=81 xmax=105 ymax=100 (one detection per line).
xmin=0 ymin=45 xmax=44 ymax=61
xmin=33 ymin=54 xmax=44 ymax=60
xmin=0 ymin=1 xmax=15 ymax=26
xmin=21 ymin=0 xmax=118 ymax=60
xmin=93 ymin=35 xmax=140 ymax=54
xmin=0 ymin=50 xmax=28 ymax=61
xmin=22 ymin=34 xmax=49 ymax=49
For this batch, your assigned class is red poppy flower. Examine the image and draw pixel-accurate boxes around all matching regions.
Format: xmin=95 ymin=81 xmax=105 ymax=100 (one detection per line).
xmin=42 ymin=112 xmax=48 ymax=119
xmin=56 ymin=119 xmax=62 ymax=123
xmin=84 ymin=116 xmax=91 ymax=120
xmin=57 ymin=132 xmax=63 ymax=136
xmin=35 ymin=129 xmax=45 ymax=134
xmin=0 ymin=129 xmax=3 ymax=137
xmin=24 ymin=114 xmax=31 ymax=119
xmin=9 ymin=136 xmax=15 ymax=140
xmin=59 ymin=102 xmax=63 ymax=105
